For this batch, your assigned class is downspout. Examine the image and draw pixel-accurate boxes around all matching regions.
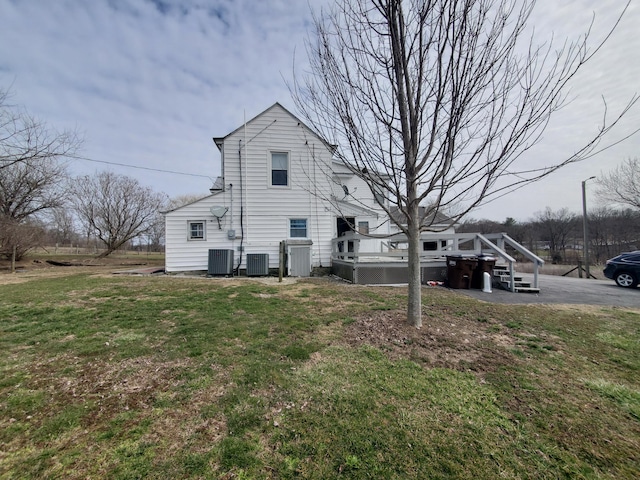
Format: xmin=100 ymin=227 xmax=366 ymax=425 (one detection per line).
xmin=244 ymin=113 xmax=249 ymax=255
xmin=236 ymin=139 xmax=244 ymax=275
xmin=308 ymin=145 xmax=314 ymax=268
xmin=229 ymin=183 xmax=233 ymax=234
xmin=312 ymin=143 xmax=322 ymax=267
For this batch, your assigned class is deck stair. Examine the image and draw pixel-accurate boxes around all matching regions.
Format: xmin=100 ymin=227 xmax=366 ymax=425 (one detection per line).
xmin=492 ymin=264 xmax=540 ymax=293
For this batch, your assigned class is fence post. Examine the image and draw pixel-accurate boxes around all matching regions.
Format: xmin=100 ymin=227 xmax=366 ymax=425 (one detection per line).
xmin=279 ymin=241 xmax=285 ymax=283
xmin=577 ymin=260 xmax=583 ymax=278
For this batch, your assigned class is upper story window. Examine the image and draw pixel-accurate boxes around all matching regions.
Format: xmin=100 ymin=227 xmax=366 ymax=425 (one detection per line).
xmin=290 ymin=218 xmax=307 ymax=238
xmin=271 ymin=152 xmax=289 ymax=186
xmin=188 ymin=221 xmax=205 ymax=240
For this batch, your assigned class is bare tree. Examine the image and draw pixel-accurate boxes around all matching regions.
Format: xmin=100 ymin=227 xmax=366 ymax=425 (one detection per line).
xmin=71 ymin=171 xmax=168 ymax=257
xmin=0 ymin=137 xmax=71 ymax=258
xmin=0 ymin=216 xmax=46 ymax=260
xmin=292 ymin=0 xmax=636 ymax=327
xmin=596 ymin=158 xmax=640 ymax=210
xmin=48 ymin=207 xmax=79 ymax=246
xmin=0 ymin=86 xmax=81 ymax=258
xmin=0 ymin=156 xmax=69 ymax=221
xmin=1 ymin=87 xmax=80 ymax=170
xmin=144 ymin=211 xmax=167 ymax=253
xmin=590 ymin=206 xmax=640 ymax=261
xmin=532 ymin=207 xmax=578 ymax=263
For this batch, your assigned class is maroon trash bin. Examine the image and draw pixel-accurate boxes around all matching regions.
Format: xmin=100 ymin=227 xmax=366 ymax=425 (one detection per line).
xmin=446 ymin=255 xmax=478 ymax=289
xmin=472 ymin=256 xmax=497 ymax=289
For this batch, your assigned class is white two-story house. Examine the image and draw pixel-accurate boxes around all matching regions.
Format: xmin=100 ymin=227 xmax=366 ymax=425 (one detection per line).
xmin=164 ymin=103 xmax=392 ymax=275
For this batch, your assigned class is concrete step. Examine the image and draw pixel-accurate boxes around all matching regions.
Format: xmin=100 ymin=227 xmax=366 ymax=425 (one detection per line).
xmin=500 ymin=281 xmax=540 ymax=293
xmin=497 ymin=274 xmax=523 ymax=282
xmin=515 ymin=287 xmax=540 ymax=293
xmin=492 ymin=264 xmax=541 ymax=294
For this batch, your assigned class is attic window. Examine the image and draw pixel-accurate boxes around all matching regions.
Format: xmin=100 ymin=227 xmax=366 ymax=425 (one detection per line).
xmin=271 ymin=152 xmax=288 ymax=186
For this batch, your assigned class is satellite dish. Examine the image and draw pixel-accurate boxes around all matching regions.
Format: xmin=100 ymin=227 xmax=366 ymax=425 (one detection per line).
xmin=210 ymin=206 xmax=228 ymax=218
xmin=210 ymin=206 xmax=228 ymax=229
xmin=341 ymin=184 xmax=356 ymax=199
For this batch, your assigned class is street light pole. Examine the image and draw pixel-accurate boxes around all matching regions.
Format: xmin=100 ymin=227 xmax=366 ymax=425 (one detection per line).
xmin=582 ymin=176 xmax=596 ymax=279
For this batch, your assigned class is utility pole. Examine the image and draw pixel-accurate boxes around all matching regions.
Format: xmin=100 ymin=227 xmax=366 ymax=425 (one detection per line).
xmin=582 ymin=176 xmax=596 ymax=279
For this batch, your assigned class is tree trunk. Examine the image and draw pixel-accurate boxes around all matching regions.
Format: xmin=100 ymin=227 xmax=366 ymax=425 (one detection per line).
xmin=406 ymin=202 xmax=422 ymax=328
xmin=97 ymin=244 xmax=118 ymax=258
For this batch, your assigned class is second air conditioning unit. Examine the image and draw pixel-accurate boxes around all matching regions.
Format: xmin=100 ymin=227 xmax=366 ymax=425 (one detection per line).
xmin=246 ymin=254 xmax=269 ymax=276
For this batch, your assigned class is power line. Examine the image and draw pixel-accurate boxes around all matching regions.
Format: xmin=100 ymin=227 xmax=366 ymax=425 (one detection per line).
xmin=70 ymin=155 xmax=214 ymax=180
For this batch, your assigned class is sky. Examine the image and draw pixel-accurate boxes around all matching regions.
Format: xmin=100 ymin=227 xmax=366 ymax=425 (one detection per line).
xmin=1 ymin=0 xmax=639 ymax=222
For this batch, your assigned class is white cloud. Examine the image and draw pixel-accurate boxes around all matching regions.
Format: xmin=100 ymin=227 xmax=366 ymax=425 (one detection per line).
xmin=1 ymin=0 xmax=638 ymax=220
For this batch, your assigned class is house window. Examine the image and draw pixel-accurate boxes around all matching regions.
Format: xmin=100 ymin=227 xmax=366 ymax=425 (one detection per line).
xmin=423 ymin=240 xmax=449 ymax=251
xmin=290 ymin=218 xmax=307 ymax=238
xmin=271 ymin=152 xmax=289 ymax=186
xmin=188 ymin=221 xmax=205 ymax=240
xmin=423 ymin=241 xmax=437 ymax=251
xmin=358 ymin=221 xmax=369 ymax=234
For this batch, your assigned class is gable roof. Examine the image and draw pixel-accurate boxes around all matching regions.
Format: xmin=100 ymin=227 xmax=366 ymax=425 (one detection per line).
xmin=333 ymin=198 xmax=379 ymax=218
xmin=161 ymin=193 xmax=220 ymax=214
xmin=390 ymin=207 xmax=453 ymax=227
xmin=212 ymin=102 xmax=336 ymax=153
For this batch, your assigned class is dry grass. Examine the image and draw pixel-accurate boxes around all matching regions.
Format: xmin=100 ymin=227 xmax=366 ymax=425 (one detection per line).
xmin=1 ymin=268 xmax=638 ymax=478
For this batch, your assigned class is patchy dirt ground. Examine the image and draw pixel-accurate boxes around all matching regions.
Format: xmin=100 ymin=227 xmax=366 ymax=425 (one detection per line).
xmin=0 ymin=256 xmax=164 ymax=285
xmin=340 ymin=307 xmax=555 ymax=378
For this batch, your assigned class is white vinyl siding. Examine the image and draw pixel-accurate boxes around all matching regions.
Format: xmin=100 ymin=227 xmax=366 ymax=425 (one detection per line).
xmin=165 ymin=104 xmax=353 ymax=272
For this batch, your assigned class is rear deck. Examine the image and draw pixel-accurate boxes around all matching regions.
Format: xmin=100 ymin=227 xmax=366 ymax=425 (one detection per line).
xmin=331 ymin=232 xmax=545 ymax=292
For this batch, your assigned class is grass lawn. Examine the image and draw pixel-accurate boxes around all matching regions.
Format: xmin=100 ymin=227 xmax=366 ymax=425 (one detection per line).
xmin=0 ymin=269 xmax=638 ymax=479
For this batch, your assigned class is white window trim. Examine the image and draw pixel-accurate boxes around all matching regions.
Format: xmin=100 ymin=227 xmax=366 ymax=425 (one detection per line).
xmin=187 ymin=220 xmax=206 ymax=241
xmin=269 ymin=150 xmax=291 ymax=188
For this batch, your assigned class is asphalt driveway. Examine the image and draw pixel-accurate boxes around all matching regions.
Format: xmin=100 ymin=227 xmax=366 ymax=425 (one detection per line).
xmin=458 ymin=274 xmax=640 ymax=308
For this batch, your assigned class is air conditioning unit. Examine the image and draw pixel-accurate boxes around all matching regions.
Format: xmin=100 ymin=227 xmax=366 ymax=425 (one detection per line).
xmin=246 ymin=253 xmax=269 ymax=276
xmin=208 ymin=249 xmax=234 ymax=275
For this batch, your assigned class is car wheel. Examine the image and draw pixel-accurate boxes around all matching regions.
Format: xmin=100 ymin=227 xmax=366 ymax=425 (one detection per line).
xmin=615 ymin=271 xmax=637 ymax=288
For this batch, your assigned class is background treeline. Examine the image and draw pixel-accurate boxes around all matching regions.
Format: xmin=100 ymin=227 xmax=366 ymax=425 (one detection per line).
xmin=3 ymin=84 xmax=639 ymax=264
xmin=458 ymin=206 xmax=640 ymax=265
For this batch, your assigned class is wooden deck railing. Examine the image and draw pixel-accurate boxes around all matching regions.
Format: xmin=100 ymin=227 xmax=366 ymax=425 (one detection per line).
xmin=331 ymin=231 xmax=545 ymax=291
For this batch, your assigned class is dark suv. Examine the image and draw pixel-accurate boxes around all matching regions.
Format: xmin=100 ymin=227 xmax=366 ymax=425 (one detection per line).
xmin=603 ymin=251 xmax=640 ymax=288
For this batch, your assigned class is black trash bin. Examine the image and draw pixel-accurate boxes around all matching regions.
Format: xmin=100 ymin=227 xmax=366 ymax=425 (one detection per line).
xmin=446 ymin=255 xmax=478 ymax=289
xmin=472 ymin=256 xmax=497 ymax=289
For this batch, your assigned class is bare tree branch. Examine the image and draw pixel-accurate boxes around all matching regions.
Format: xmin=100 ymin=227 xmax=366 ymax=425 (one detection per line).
xmin=292 ymin=0 xmax=637 ymax=327
xmin=596 ymin=158 xmax=640 ymax=210
xmin=1 ymin=87 xmax=81 ymax=170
